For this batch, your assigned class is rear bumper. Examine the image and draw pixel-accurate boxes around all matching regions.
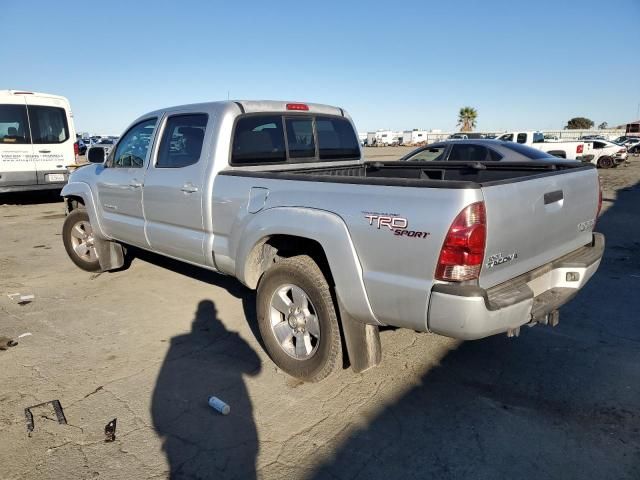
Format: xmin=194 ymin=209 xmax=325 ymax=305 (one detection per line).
xmin=427 ymin=233 xmax=605 ymax=340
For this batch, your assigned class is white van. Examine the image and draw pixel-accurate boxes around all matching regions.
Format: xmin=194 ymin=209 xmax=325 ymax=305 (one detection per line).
xmin=0 ymin=90 xmax=76 ymax=193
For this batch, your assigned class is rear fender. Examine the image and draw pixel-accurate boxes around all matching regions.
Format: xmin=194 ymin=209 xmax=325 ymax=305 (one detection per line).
xmin=232 ymin=207 xmax=379 ymax=325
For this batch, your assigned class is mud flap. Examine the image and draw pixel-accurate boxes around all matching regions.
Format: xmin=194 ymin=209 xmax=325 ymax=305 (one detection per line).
xmin=338 ymin=298 xmax=382 ymax=373
xmin=95 ymin=238 xmax=125 ymax=271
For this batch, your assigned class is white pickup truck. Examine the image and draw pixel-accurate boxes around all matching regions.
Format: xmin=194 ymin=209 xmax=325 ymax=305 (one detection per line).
xmin=61 ymin=101 xmax=605 ymax=382
xmin=497 ymin=131 xmax=587 ymax=161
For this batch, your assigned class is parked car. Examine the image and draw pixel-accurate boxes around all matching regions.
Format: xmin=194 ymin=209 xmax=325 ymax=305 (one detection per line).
xmin=580 ymin=135 xmax=607 ymax=141
xmin=586 ymin=140 xmax=627 ymax=168
xmin=627 ymin=143 xmax=640 ymax=156
xmin=399 ymin=139 xmax=563 ymax=162
xmin=612 ymin=135 xmax=633 ymax=145
xmin=496 ymin=131 xmax=587 ymax=160
xmin=61 ymin=100 xmax=604 ymax=382
xmin=77 ymin=139 xmax=88 ymax=155
xmin=0 ymin=89 xmax=75 ymax=193
xmin=621 ymin=138 xmax=640 ymax=149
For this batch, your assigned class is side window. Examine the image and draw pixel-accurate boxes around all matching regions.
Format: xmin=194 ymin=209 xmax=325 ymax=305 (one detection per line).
xmin=112 ymin=118 xmax=157 ymax=168
xmin=157 ymin=114 xmax=208 ymax=168
xmin=593 ymin=142 xmax=604 ymax=149
xmin=27 ymin=105 xmax=69 ymax=144
xmin=0 ymin=104 xmax=30 ymax=144
xmin=532 ymin=132 xmax=545 ymax=143
xmin=449 ymin=144 xmax=492 ymax=161
xmin=316 ymin=116 xmax=360 ymax=160
xmin=231 ymin=115 xmax=286 ymax=165
xmin=285 ymin=117 xmax=315 ymax=158
xmin=406 ymin=146 xmax=447 ymax=161
xmin=500 ymin=133 xmax=514 ymax=142
xmin=516 ymin=133 xmax=527 ymax=144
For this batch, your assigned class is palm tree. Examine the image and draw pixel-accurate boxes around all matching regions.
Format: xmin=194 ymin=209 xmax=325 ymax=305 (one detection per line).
xmin=457 ymin=107 xmax=478 ymax=132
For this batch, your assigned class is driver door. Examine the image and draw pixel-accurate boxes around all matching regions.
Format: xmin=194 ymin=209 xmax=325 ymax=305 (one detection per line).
xmin=95 ymin=117 xmax=157 ymax=246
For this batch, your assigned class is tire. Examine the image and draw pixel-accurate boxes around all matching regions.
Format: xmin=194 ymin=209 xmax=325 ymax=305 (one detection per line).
xmin=257 ymin=255 xmax=342 ymax=382
xmin=598 ymin=156 xmax=614 ymax=169
xmin=62 ymin=209 xmax=102 ymax=272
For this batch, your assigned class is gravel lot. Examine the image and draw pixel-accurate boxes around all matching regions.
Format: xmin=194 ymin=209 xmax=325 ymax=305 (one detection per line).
xmin=1 ymin=153 xmax=639 ymax=479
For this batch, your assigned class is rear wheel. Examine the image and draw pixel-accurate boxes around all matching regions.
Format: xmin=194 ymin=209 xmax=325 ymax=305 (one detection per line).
xmin=598 ymin=156 xmax=614 ymax=168
xmin=62 ymin=209 xmax=102 ymax=272
xmin=257 ymin=255 xmax=342 ymax=382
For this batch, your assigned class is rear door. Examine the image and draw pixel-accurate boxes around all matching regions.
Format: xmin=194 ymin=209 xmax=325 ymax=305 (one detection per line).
xmin=24 ymin=95 xmax=74 ymax=186
xmin=479 ymin=167 xmax=599 ymax=289
xmin=0 ymin=96 xmax=36 ymax=189
xmin=142 ymin=112 xmax=209 ymax=264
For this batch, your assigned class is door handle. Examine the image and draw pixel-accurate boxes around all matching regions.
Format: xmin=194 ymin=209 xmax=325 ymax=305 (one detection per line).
xmin=39 ymin=149 xmax=51 ymax=153
xmin=129 ymin=180 xmax=143 ymax=188
xmin=181 ymin=184 xmax=198 ymax=193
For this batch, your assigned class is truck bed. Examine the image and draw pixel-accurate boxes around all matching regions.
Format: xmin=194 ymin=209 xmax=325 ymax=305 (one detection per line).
xmin=220 ymin=161 xmax=594 ymax=188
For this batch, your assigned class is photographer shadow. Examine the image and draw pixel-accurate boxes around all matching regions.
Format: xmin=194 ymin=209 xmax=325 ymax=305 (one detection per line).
xmin=151 ymin=300 xmax=262 ymax=479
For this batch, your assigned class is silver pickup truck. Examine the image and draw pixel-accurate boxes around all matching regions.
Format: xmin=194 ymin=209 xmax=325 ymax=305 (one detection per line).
xmin=61 ymin=100 xmax=604 ymax=382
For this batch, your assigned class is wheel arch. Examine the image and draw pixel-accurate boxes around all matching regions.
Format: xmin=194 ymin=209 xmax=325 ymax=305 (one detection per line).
xmin=61 ymin=182 xmax=107 ymax=239
xmin=232 ymin=207 xmax=379 ymax=326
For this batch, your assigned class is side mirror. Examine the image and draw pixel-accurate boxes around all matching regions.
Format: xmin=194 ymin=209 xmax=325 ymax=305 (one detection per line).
xmin=87 ymin=147 xmax=105 ymax=164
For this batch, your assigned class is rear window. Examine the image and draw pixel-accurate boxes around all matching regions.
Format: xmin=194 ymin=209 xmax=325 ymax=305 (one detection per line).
xmin=231 ymin=114 xmax=360 ymax=165
xmin=0 ymin=104 xmax=30 ymax=144
xmin=28 ymin=105 xmax=70 ymax=144
xmin=316 ymin=116 xmax=360 ymax=160
xmin=500 ymin=141 xmax=555 ymax=160
xmin=232 ymin=115 xmax=286 ymax=164
xmin=285 ymin=117 xmax=315 ymax=158
xmin=532 ymin=132 xmax=544 ymax=143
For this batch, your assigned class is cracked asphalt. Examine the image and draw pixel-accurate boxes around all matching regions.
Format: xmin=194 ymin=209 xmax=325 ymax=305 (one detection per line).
xmin=1 ymin=153 xmax=639 ymax=479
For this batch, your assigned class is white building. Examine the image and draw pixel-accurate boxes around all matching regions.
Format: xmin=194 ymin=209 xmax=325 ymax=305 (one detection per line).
xmin=367 ymin=129 xmax=402 ymax=146
xmin=402 ymin=130 xmax=430 ymax=145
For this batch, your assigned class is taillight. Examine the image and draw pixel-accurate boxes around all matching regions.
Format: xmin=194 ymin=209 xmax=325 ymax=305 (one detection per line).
xmin=286 ymin=103 xmax=309 ymax=111
xmin=435 ymin=202 xmax=486 ymax=282
xmin=577 ymin=144 xmax=584 ymax=154
xmin=74 ymin=141 xmax=79 ymax=155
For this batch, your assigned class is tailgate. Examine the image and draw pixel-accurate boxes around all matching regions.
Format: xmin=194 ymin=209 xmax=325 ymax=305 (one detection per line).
xmin=479 ymin=167 xmax=599 ymax=289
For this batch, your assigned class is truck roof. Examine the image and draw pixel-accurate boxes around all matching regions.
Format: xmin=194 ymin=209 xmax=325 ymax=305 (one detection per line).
xmin=143 ymin=100 xmax=345 ymax=119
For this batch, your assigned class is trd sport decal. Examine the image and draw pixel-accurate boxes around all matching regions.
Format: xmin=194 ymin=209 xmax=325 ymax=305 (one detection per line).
xmin=363 ymin=212 xmax=430 ymax=239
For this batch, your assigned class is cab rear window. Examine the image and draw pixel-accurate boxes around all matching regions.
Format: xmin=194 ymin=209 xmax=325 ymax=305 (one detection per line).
xmin=316 ymin=116 xmax=360 ymax=160
xmin=0 ymin=104 xmax=30 ymax=144
xmin=231 ymin=114 xmax=360 ymax=165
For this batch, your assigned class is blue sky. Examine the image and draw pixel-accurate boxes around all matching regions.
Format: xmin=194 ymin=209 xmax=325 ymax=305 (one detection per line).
xmin=3 ymin=0 xmax=639 ymax=134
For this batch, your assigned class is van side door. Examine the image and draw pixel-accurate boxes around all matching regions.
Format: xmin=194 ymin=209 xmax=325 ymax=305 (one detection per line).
xmin=95 ymin=117 xmax=158 ymax=246
xmin=142 ymin=113 xmax=209 ymax=264
xmin=0 ymin=98 xmax=36 ymax=191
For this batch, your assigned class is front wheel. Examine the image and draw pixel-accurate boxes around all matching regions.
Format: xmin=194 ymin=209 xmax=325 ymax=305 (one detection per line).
xmin=257 ymin=255 xmax=342 ymax=382
xmin=62 ymin=209 xmax=102 ymax=272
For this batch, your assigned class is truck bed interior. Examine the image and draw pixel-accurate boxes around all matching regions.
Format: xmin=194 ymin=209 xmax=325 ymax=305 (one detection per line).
xmin=221 ymin=161 xmax=594 ymax=188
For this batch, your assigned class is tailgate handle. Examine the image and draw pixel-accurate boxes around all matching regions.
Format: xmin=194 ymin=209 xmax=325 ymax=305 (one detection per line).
xmin=544 ymin=190 xmax=563 ymax=204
